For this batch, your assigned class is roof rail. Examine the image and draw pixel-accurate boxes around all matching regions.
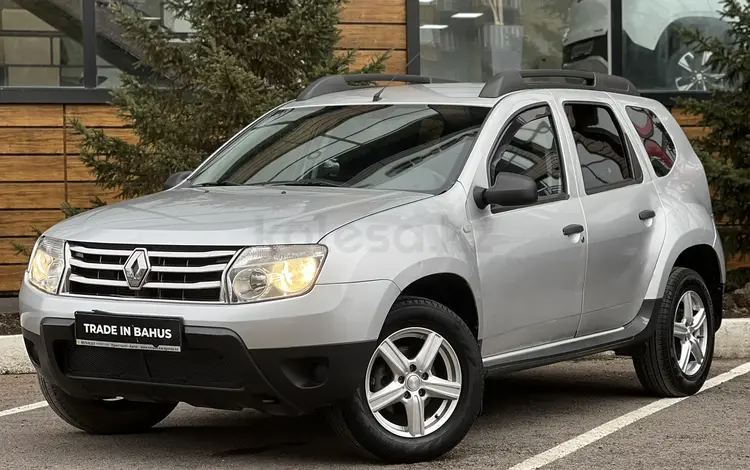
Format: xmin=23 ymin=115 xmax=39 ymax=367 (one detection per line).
xmin=478 ymin=69 xmax=640 ymax=98
xmin=296 ymin=74 xmax=457 ymax=101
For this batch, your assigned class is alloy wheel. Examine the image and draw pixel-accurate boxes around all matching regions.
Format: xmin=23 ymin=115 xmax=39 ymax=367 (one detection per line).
xmin=673 ymin=290 xmax=709 ymax=376
xmin=674 ymin=51 xmax=725 ymax=91
xmin=365 ymin=327 xmax=462 ymax=438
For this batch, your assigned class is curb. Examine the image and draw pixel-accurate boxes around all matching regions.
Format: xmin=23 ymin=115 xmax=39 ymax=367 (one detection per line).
xmin=0 ymin=335 xmax=34 ymax=375
xmin=2 ymin=319 xmax=749 ymax=375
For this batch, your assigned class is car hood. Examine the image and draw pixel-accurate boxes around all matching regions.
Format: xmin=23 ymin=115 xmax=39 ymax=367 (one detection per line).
xmin=46 ymin=186 xmax=430 ymax=246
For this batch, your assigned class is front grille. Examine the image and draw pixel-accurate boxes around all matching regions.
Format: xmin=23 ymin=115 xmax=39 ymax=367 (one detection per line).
xmin=57 ymin=342 xmax=243 ymax=389
xmin=65 ymin=242 xmax=239 ymax=302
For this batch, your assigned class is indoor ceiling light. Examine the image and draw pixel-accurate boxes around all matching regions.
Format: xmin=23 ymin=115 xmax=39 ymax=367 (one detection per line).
xmin=452 ymin=12 xmax=483 ymax=18
xmin=418 ymin=0 xmax=434 ymax=3
xmin=420 ymin=24 xmax=449 ymax=29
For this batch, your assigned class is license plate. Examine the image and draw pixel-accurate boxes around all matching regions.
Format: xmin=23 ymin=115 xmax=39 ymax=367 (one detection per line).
xmin=74 ymin=311 xmax=183 ymax=352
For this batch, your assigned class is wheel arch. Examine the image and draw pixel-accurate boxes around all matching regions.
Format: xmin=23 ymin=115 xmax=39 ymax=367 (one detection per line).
xmin=672 ymin=244 xmax=724 ymax=330
xmin=648 ymin=237 xmax=724 ymax=330
xmin=399 ymin=272 xmax=480 ymax=340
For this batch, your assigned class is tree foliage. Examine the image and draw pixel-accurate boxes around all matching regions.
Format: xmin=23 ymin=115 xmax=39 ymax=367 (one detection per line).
xmin=677 ymin=0 xmax=750 ymax=257
xmin=73 ymin=0 xmax=389 ymax=199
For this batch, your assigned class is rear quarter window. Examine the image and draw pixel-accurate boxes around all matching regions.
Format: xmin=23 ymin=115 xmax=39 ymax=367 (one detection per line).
xmin=625 ymin=107 xmax=677 ymax=177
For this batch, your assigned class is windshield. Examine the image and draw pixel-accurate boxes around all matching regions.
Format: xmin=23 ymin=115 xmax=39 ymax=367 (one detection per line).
xmin=189 ymin=104 xmax=490 ymax=193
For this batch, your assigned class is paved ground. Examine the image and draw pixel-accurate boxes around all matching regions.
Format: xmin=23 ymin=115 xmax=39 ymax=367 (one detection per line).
xmin=1 ymin=358 xmax=748 ymax=469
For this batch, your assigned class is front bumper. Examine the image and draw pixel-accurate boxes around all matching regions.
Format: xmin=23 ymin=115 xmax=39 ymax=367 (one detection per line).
xmin=19 ymin=278 xmax=400 ymax=414
xmin=23 ymin=321 xmax=376 ymax=415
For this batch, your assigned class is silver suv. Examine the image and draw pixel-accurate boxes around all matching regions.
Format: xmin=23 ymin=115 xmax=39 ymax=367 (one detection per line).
xmin=19 ymin=70 xmax=725 ymax=463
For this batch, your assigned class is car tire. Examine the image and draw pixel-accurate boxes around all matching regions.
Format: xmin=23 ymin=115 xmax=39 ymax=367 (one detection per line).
xmin=328 ymin=296 xmax=483 ymax=463
xmin=38 ymin=374 xmax=177 ymax=434
xmin=633 ymin=267 xmax=715 ymax=397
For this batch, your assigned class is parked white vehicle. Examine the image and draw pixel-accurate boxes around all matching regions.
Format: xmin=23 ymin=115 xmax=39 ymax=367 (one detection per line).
xmin=563 ymin=0 xmax=730 ymax=90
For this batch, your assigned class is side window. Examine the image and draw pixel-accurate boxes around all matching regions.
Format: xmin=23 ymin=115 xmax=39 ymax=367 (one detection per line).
xmin=564 ymin=103 xmax=635 ymax=194
xmin=489 ymin=106 xmax=564 ymax=199
xmin=625 ymin=106 xmax=677 ymax=177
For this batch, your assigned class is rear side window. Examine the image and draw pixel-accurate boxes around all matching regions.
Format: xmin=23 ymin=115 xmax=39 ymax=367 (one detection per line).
xmin=564 ymin=103 xmax=636 ymax=194
xmin=625 ymin=107 xmax=677 ymax=177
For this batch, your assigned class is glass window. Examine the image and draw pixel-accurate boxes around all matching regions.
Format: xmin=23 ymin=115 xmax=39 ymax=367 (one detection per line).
xmin=418 ymin=0 xmax=610 ymax=82
xmin=93 ymin=0 xmax=191 ymax=88
xmin=622 ymin=0 xmax=730 ymax=92
xmin=490 ymin=106 xmax=564 ymax=198
xmin=564 ymin=103 xmax=634 ymax=193
xmin=626 ymin=106 xmax=677 ymax=177
xmin=0 ymin=0 xmax=83 ymax=86
xmin=190 ymin=105 xmax=491 ymax=194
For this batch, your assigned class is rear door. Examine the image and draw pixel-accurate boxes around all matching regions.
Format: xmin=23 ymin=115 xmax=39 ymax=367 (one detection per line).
xmin=552 ymin=91 xmax=666 ymax=336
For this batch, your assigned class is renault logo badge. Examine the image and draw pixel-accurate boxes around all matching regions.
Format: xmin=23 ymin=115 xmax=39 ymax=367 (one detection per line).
xmin=123 ymin=248 xmax=151 ymax=290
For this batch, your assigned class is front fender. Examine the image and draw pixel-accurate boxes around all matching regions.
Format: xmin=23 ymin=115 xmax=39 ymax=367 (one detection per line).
xmin=317 ymin=187 xmax=483 ymax=332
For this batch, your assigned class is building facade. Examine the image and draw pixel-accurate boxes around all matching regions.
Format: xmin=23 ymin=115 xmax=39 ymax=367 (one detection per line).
xmin=0 ymin=0 xmax=740 ymax=292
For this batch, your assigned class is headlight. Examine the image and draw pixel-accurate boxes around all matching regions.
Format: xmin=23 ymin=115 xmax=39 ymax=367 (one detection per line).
xmin=226 ymin=245 xmax=327 ymax=303
xmin=28 ymin=237 xmax=66 ymax=294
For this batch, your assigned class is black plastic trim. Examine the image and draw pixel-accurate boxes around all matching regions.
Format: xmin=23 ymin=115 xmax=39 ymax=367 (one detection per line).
xmin=485 ymin=298 xmax=662 ymax=374
xmin=296 ymin=74 xmax=457 ymax=101
xmin=610 ymin=0 xmax=623 ymax=77
xmin=0 ymin=88 xmax=112 ymax=104
xmin=479 ymin=70 xmax=639 ymax=99
xmin=82 ymin=0 xmax=98 ymax=89
xmin=24 ymin=319 xmax=377 ymax=415
xmin=562 ymin=224 xmax=585 ymax=236
xmin=405 ymin=0 xmax=420 ymax=76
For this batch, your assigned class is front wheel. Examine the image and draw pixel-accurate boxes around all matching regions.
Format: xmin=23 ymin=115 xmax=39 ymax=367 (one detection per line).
xmin=328 ymin=297 xmax=483 ymax=463
xmin=633 ymin=267 xmax=715 ymax=397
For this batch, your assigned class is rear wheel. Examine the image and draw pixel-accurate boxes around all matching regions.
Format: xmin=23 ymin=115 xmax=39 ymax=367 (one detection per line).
xmin=633 ymin=267 xmax=715 ymax=397
xmin=328 ymin=296 xmax=483 ymax=463
xmin=38 ymin=375 xmax=177 ymax=434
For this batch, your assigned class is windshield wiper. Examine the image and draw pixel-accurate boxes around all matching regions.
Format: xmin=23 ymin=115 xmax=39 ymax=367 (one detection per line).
xmin=192 ymin=181 xmax=243 ymax=187
xmin=265 ymin=179 xmax=347 ymax=187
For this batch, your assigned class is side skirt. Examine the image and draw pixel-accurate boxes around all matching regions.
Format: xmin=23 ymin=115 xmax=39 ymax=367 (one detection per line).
xmin=482 ymin=298 xmax=661 ymax=374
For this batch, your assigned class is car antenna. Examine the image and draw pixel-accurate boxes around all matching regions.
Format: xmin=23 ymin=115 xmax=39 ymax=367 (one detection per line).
xmin=372 ymin=53 xmax=422 ymax=102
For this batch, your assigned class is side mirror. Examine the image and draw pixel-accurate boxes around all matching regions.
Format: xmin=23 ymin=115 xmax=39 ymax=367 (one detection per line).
xmin=473 ymin=172 xmax=538 ymax=209
xmin=163 ymin=171 xmax=192 ymax=190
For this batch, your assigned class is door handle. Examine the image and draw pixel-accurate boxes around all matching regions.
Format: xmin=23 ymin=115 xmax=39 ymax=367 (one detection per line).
xmin=639 ymin=210 xmax=656 ymax=221
xmin=562 ymin=224 xmax=584 ymax=236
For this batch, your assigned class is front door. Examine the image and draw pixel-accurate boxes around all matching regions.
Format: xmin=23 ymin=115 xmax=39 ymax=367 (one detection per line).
xmin=471 ymin=102 xmax=587 ymax=357
xmin=558 ymin=98 xmax=666 ymax=336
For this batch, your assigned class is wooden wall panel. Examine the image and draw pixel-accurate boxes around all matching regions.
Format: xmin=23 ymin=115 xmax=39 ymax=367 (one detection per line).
xmin=0 ymin=156 xmax=65 ymax=182
xmin=66 ymin=158 xmax=96 ymax=182
xmin=671 ymin=108 xmax=702 ymax=127
xmin=0 ymin=128 xmax=65 ymax=154
xmin=66 ymin=105 xmax=129 ymax=128
xmin=0 ymin=210 xmax=64 ymax=237
xmin=0 ymin=265 xmax=25 ymax=293
xmin=0 ymin=105 xmax=63 ymax=127
xmin=728 ymin=254 xmax=750 ymax=270
xmin=339 ymin=24 xmax=406 ymax=50
xmin=66 ymin=128 xmax=139 ymax=154
xmin=0 ymin=183 xmax=65 ymax=209
xmin=0 ymin=238 xmax=34 ymax=264
xmin=682 ymin=126 xmax=710 ymax=141
xmin=67 ymin=183 xmax=120 ymax=207
xmin=340 ymin=0 xmax=405 ymax=23
xmin=342 ymin=50 xmax=407 ymax=74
